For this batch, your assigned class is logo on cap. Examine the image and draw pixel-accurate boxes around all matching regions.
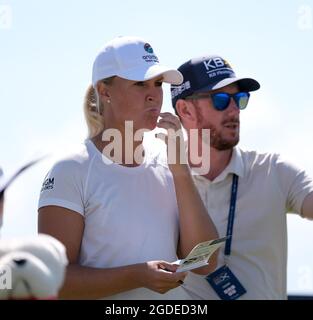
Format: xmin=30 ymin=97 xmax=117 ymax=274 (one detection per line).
xmin=171 ymin=81 xmax=191 ymax=99
xmin=142 ymin=43 xmax=159 ymax=63
xmin=203 ymin=57 xmax=232 ymax=72
xmin=202 ymin=57 xmax=234 ymax=80
xmin=144 ymin=43 xmax=154 ymax=54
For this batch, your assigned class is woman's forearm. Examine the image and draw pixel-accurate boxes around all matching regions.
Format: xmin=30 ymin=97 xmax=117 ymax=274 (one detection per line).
xmin=171 ymin=165 xmax=219 ymax=272
xmin=59 ymin=263 xmax=143 ymax=299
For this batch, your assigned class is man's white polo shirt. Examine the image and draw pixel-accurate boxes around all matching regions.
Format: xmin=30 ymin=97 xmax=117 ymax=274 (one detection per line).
xmin=183 ymin=147 xmax=313 ymax=300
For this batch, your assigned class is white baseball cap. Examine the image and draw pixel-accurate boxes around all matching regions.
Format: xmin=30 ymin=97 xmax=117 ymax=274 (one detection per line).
xmin=92 ymin=36 xmax=183 ymax=87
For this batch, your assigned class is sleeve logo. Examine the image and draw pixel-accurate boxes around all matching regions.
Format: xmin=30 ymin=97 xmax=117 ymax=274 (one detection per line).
xmin=41 ymin=178 xmax=54 ymax=192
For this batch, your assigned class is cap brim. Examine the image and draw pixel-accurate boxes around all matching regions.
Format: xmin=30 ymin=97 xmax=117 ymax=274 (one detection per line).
xmin=118 ymin=64 xmax=183 ymax=85
xmin=212 ymin=77 xmax=260 ymax=92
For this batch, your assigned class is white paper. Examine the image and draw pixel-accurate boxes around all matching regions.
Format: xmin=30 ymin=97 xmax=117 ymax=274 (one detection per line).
xmin=175 ymin=236 xmax=228 ymax=273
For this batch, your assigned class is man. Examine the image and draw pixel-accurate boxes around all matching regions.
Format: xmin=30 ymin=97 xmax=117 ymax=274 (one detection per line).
xmin=170 ymin=55 xmax=313 ymax=300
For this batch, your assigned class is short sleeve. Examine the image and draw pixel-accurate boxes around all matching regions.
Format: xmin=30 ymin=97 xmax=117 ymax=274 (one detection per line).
xmin=38 ymin=160 xmax=85 ymax=216
xmin=275 ymin=155 xmax=313 ymax=215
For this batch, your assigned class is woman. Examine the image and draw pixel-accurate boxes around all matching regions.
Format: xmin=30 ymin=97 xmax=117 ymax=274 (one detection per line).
xmin=38 ymin=36 xmax=218 ymax=299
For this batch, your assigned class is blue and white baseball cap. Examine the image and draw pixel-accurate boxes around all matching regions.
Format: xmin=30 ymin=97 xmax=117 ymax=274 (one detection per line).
xmin=171 ymin=55 xmax=260 ymax=108
xmin=92 ymin=36 xmax=183 ymax=87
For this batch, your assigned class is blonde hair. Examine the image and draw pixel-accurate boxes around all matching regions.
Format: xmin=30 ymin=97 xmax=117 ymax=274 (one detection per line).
xmin=83 ymin=77 xmax=115 ymax=138
xmin=83 ymin=85 xmax=105 ymax=138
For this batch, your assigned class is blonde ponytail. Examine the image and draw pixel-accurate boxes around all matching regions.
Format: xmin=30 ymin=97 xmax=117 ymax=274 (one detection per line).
xmin=83 ymin=85 xmax=105 ymax=138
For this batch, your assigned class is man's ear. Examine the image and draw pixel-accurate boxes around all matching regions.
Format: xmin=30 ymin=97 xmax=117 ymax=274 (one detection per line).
xmin=175 ymin=99 xmax=197 ymax=127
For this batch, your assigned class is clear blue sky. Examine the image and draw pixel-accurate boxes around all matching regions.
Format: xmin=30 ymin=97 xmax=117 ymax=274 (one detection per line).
xmin=1 ymin=0 xmax=313 ymax=294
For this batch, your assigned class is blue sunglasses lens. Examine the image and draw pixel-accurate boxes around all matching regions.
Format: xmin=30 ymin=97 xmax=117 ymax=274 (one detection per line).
xmin=235 ymin=92 xmax=250 ymax=110
xmin=212 ymin=92 xmax=250 ymax=111
xmin=211 ymin=93 xmax=231 ymax=110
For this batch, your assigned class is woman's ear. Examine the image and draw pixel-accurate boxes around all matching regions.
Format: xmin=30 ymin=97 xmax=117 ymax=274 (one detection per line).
xmin=175 ymin=99 xmax=197 ymax=128
xmin=96 ymin=82 xmax=111 ymax=100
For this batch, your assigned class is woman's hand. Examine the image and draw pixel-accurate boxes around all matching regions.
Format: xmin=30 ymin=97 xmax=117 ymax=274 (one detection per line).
xmin=139 ymin=260 xmax=187 ymax=294
xmin=156 ymin=112 xmax=189 ymax=174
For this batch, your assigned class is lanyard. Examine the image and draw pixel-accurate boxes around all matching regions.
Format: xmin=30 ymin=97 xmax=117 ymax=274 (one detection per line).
xmin=224 ymin=174 xmax=239 ymax=256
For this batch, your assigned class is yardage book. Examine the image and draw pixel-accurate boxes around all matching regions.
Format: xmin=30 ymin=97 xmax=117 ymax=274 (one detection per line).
xmin=175 ymin=236 xmax=228 ymax=272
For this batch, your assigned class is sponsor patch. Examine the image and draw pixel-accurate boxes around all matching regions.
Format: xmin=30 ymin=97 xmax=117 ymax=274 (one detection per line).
xmin=171 ymin=81 xmax=191 ymax=99
xmin=41 ymin=177 xmax=54 ymax=192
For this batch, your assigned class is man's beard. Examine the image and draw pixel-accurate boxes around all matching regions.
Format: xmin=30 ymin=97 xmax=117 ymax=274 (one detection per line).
xmin=196 ymin=109 xmax=239 ymax=150
xmin=209 ymin=125 xmax=239 ymax=150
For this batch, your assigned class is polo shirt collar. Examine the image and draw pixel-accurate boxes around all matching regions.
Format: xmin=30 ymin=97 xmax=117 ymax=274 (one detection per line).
xmin=213 ymin=147 xmax=244 ymax=183
xmin=194 ymin=147 xmax=244 ymax=184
